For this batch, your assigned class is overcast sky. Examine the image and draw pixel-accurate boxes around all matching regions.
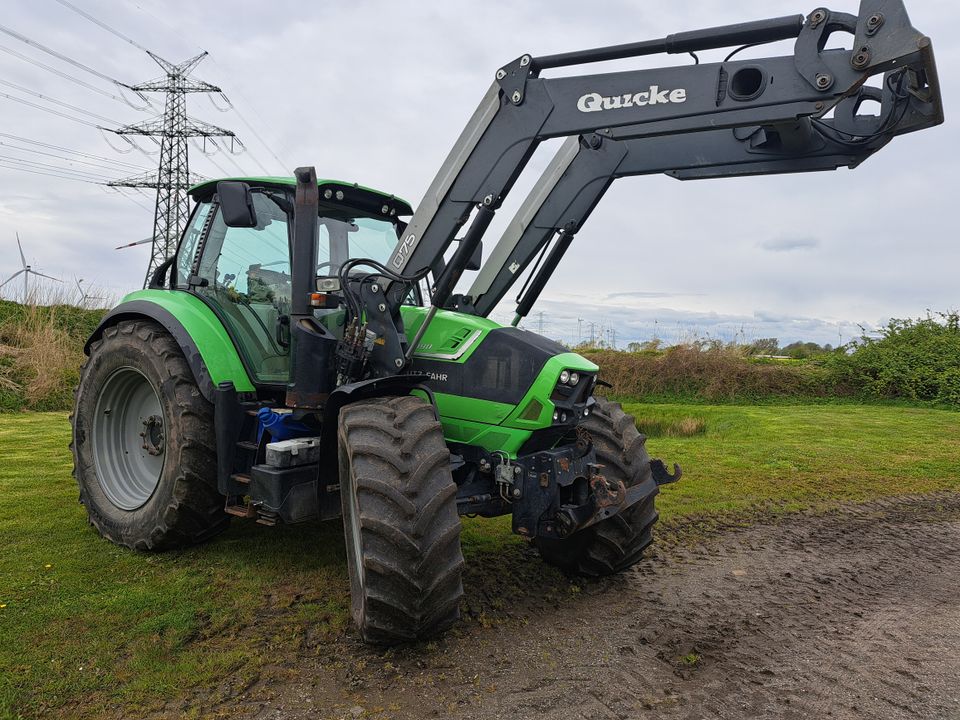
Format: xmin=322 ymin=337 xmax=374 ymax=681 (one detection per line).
xmin=0 ymin=0 xmax=956 ymax=347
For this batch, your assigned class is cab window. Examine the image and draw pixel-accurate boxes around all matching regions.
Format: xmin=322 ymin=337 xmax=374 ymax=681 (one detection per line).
xmin=193 ymin=193 xmax=291 ymax=382
xmin=175 ymin=201 xmax=213 ymax=288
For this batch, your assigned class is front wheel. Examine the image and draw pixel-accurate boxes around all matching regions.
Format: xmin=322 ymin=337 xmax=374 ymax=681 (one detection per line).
xmin=536 ymin=397 xmax=659 ymax=576
xmin=338 ymin=395 xmax=464 ymax=644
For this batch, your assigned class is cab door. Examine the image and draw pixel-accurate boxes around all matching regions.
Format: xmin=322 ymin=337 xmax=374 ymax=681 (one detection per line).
xmin=186 ymin=193 xmax=292 ymax=383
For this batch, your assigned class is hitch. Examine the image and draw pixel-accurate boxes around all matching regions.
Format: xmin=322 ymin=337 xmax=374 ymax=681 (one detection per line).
xmin=589 ymin=465 xmax=627 ymax=509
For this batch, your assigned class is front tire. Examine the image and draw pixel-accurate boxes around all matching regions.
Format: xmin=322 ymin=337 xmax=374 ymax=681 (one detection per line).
xmin=71 ymin=319 xmax=229 ymax=551
xmin=338 ymin=395 xmax=464 ymax=645
xmin=536 ymin=398 xmax=659 ymax=576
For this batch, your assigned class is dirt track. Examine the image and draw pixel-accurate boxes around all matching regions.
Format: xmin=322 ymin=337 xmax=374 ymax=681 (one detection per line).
xmin=219 ymin=493 xmax=960 ymax=720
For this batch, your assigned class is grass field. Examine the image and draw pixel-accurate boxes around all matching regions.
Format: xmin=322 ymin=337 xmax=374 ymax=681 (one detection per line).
xmin=2 ymin=403 xmax=959 ymax=719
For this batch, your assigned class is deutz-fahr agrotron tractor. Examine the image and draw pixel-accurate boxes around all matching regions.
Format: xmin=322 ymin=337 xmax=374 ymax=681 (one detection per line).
xmin=73 ymin=2 xmax=941 ymax=644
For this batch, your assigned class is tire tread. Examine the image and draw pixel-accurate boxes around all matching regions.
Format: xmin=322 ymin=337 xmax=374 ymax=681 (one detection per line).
xmin=339 ymin=395 xmax=464 ymax=644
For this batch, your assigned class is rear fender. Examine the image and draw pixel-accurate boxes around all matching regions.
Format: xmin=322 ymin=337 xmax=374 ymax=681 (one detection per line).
xmin=85 ymin=291 xmax=255 ymax=403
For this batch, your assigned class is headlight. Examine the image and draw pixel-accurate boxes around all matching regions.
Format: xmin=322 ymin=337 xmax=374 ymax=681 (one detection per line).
xmin=559 ymin=370 xmax=570 ymax=385
xmin=569 ymin=372 xmax=580 ymax=385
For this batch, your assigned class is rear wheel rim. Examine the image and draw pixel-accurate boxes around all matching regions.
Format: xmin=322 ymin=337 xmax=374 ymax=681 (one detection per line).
xmin=92 ymin=367 xmax=165 ymax=510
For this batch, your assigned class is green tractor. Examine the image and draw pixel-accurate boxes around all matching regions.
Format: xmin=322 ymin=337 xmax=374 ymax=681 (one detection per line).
xmin=72 ymin=2 xmax=941 ymax=644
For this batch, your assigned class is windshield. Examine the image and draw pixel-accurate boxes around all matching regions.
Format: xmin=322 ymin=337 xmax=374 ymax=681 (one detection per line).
xmin=317 ymin=215 xmax=399 ymax=276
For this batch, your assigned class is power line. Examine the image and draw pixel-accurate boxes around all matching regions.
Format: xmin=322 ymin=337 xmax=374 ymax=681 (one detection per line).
xmin=0 ymin=161 xmax=104 ymax=184
xmin=107 ymin=186 xmax=155 ymax=213
xmin=0 ymin=132 xmax=148 ymax=170
xmin=0 ymin=78 xmax=124 ymax=124
xmin=196 ymin=100 xmax=270 ymax=174
xmin=208 ymin=140 xmax=249 ymax=176
xmin=98 ymin=128 xmax=160 ymax=161
xmin=0 ymin=141 xmax=148 ymax=174
xmin=0 ymin=90 xmax=104 ymax=128
xmin=53 ymin=0 xmax=152 ymax=54
xmin=191 ymin=141 xmax=234 ymax=178
xmin=207 ymin=91 xmax=285 ymax=172
xmin=0 ymin=153 xmax=114 ymax=179
xmin=8 ymin=4 xmax=280 ymax=182
xmin=0 ymin=43 xmax=149 ymax=110
xmin=0 ymin=22 xmax=140 ymax=91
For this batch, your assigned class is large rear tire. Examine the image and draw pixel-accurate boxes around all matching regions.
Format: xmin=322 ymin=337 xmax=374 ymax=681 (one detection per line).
xmin=71 ymin=319 xmax=229 ymax=551
xmin=535 ymin=397 xmax=659 ymax=576
xmin=338 ymin=395 xmax=464 ymax=645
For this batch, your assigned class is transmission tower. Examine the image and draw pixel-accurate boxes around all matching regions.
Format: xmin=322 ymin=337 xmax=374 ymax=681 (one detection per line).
xmin=108 ymin=51 xmax=235 ymax=286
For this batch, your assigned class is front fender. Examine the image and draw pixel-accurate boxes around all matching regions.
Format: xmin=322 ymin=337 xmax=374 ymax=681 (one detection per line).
xmin=86 ymin=290 xmax=255 ymax=402
xmin=316 ymin=374 xmax=431 ymax=515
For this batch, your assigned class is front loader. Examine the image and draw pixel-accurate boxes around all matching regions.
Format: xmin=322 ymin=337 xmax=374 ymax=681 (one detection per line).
xmin=72 ymin=0 xmax=942 ymax=644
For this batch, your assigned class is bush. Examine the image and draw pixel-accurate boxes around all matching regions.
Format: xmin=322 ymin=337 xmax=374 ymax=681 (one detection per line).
xmin=825 ymin=312 xmax=960 ymax=406
xmin=4 ymin=295 xmax=957 ymax=411
xmin=589 ymin=341 xmax=839 ymax=402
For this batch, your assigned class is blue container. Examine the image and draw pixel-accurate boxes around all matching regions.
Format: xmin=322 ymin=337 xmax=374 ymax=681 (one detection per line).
xmin=257 ymin=407 xmax=312 ymax=443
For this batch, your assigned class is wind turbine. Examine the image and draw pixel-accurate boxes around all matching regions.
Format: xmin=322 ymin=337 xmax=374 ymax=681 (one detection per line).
xmin=0 ymin=233 xmax=62 ymax=302
xmin=75 ymin=278 xmax=105 ymax=308
xmin=115 ymin=237 xmax=153 ymax=250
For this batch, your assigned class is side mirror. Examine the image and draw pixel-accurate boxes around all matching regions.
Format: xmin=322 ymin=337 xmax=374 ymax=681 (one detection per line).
xmin=217 ymin=181 xmax=257 ymax=228
xmin=465 ymin=239 xmax=483 ymax=271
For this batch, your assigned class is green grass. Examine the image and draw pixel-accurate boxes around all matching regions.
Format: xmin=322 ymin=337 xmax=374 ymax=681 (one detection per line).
xmin=623 ymin=402 xmax=960 ymax=519
xmin=0 ymin=414 xmax=353 ymax=719
xmin=2 ymin=404 xmax=959 ymax=718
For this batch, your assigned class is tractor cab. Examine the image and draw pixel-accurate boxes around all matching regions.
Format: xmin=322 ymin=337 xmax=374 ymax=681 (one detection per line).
xmin=177 ymin=175 xmax=599 ymax=459
xmin=177 ymin=178 xmax=414 ymax=383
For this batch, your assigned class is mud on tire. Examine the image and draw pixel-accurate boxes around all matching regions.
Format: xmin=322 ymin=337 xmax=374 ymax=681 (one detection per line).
xmin=71 ymin=319 xmax=229 ymax=551
xmin=338 ymin=395 xmax=464 ymax=645
xmin=536 ymin=397 xmax=659 ymax=576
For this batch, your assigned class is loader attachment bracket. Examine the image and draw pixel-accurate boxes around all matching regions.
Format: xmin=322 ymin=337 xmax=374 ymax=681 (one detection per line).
xmin=651 ymin=460 xmax=683 ymax=486
xmin=496 ymin=54 xmax=534 ymax=106
xmin=795 ymin=9 xmax=860 ymax=91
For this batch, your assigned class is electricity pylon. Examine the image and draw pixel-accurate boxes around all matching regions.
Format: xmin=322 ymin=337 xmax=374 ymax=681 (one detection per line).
xmin=108 ymin=51 xmax=235 ymax=286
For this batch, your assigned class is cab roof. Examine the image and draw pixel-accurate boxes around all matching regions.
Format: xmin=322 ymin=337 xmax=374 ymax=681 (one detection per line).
xmin=188 ymin=176 xmax=413 ymax=217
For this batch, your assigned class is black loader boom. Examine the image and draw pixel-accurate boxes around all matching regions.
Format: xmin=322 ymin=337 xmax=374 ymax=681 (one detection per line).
xmin=372 ymin=0 xmax=940 ymax=367
xmin=467 ymin=80 xmax=940 ymax=320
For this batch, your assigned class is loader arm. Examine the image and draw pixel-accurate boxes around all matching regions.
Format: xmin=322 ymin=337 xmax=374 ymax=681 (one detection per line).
xmin=467 ymin=65 xmax=939 ymax=320
xmin=373 ymin=0 xmax=941 ymax=369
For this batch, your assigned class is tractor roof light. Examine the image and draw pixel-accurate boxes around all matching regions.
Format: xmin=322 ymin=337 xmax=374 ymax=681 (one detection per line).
xmin=559 ymin=370 xmax=570 ymax=385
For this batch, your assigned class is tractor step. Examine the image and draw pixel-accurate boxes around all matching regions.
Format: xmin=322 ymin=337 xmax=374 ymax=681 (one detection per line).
xmin=236 ymin=441 xmax=259 ymax=452
xmin=230 ymin=472 xmax=251 ymax=485
xmin=224 ymin=501 xmax=256 ymax=518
